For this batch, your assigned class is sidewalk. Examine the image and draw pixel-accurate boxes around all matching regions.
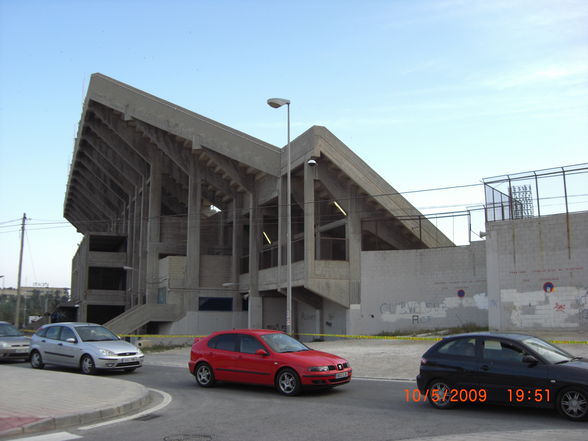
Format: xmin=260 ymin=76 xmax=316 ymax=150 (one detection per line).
xmin=0 ymin=365 xmax=150 ymax=438
xmin=1 ymin=332 xmax=587 ymax=439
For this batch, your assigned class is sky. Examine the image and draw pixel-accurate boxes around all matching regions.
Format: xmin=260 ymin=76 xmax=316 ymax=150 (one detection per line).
xmin=0 ymin=0 xmax=587 ymax=289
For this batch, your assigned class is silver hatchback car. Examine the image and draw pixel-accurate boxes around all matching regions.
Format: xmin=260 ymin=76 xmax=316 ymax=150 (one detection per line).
xmin=30 ymin=322 xmax=144 ymax=374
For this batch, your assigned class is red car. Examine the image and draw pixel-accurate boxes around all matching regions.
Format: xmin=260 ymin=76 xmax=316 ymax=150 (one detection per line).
xmin=188 ymin=329 xmax=352 ymax=396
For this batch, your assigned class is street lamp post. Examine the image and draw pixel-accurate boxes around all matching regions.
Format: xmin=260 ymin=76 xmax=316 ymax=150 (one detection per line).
xmin=267 ymin=98 xmax=292 ymax=335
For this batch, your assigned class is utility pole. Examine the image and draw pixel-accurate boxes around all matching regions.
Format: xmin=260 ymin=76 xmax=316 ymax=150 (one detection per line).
xmin=15 ymin=213 xmax=26 ymax=328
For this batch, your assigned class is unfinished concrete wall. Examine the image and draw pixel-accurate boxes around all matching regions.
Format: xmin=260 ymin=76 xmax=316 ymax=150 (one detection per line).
xmin=487 ymin=212 xmax=588 ymax=330
xmin=355 ymin=242 xmax=488 ymax=334
xmin=161 ymin=310 xmax=241 ymax=336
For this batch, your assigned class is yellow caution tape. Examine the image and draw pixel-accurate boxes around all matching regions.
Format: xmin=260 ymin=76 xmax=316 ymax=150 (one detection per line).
xmin=22 ymin=328 xmax=588 ymax=344
xmin=118 ymin=334 xmax=205 ymax=338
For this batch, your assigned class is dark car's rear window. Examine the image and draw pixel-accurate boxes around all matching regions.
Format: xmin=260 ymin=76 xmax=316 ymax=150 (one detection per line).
xmin=435 ymin=337 xmax=476 ymax=357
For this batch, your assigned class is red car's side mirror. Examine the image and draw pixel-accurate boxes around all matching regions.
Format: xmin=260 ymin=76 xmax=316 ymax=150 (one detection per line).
xmin=255 ymin=349 xmax=269 ymax=356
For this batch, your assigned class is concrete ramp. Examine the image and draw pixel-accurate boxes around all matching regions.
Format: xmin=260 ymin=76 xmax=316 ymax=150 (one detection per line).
xmin=105 ymin=304 xmax=184 ymax=334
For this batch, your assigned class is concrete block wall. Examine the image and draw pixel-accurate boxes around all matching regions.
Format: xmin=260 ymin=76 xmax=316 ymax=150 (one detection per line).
xmin=199 ymin=255 xmax=232 ymax=288
xmin=487 ymin=212 xmax=588 ymax=330
xmin=354 ymin=242 xmax=488 ymax=335
xmin=162 ymin=310 xmax=241 ymax=337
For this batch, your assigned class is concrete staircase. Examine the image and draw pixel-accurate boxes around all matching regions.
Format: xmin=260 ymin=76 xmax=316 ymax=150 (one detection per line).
xmin=104 ymin=304 xmax=185 ymax=334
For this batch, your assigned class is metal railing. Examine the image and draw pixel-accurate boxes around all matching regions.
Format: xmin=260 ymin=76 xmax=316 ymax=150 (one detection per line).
xmin=483 ymin=163 xmax=588 ymax=222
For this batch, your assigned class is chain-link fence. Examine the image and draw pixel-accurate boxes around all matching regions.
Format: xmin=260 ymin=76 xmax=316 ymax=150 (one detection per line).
xmin=483 ymin=163 xmax=588 ymax=223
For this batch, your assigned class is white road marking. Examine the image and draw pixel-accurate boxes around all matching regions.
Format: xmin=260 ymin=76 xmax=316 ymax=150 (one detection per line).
xmin=78 ymin=388 xmax=172 ymax=431
xmin=11 ymin=432 xmax=82 ymax=441
xmin=354 ymin=376 xmax=416 ymax=383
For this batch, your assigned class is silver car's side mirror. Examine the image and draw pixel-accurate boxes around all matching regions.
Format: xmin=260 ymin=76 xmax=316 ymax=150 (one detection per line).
xmin=66 ymin=338 xmax=77 ymax=344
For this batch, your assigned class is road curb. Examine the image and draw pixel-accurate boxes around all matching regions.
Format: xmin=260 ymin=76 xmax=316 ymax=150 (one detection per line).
xmin=0 ymin=385 xmax=151 ymax=438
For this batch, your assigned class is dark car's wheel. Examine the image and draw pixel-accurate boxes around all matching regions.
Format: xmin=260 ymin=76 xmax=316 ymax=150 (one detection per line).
xmin=30 ymin=350 xmax=44 ymax=369
xmin=557 ymin=387 xmax=588 ymax=421
xmin=427 ymin=379 xmax=456 ymax=409
xmin=80 ymin=354 xmax=97 ymax=375
xmin=195 ymin=363 xmax=215 ymax=387
xmin=276 ymin=368 xmax=301 ymax=396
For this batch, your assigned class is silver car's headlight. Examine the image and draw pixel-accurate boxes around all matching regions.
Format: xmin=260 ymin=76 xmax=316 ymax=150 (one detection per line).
xmin=308 ymin=366 xmax=330 ymax=372
xmin=0 ymin=342 xmax=8 ymax=349
xmin=99 ymin=348 xmax=116 ymax=356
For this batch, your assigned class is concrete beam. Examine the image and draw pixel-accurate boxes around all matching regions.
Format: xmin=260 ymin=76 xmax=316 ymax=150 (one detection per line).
xmin=83 ymin=128 xmax=143 ymax=186
xmin=89 ymin=102 xmax=152 ymax=165
xmin=74 ymin=161 xmax=128 ymax=205
xmin=71 ymin=172 xmax=122 ymax=215
xmin=75 ymin=156 xmax=128 ymax=204
xmin=132 ymin=120 xmax=191 ymax=175
xmin=200 ymin=148 xmax=254 ymax=193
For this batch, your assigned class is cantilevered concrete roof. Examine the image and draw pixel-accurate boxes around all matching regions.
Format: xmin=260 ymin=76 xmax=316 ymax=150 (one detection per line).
xmin=64 ymin=73 xmax=281 ymax=232
xmin=64 ymin=73 xmax=452 ymax=249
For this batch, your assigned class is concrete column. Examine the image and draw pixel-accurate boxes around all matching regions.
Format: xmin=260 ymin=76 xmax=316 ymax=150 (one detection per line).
xmin=485 ymin=228 xmax=501 ymax=330
xmin=146 ymin=153 xmax=162 ymax=304
xmin=248 ymin=190 xmax=262 ymax=328
xmin=126 ymin=191 xmax=135 ymax=309
xmin=277 ymin=175 xmax=284 ymax=289
xmin=304 ymin=161 xmax=316 ymax=281
xmin=348 ymin=184 xmax=361 ymax=304
xmin=139 ymin=182 xmax=148 ymax=304
xmin=230 ymin=195 xmax=243 ymax=329
xmin=185 ymin=156 xmax=202 ymax=289
xmin=231 ymin=195 xmax=242 ymax=285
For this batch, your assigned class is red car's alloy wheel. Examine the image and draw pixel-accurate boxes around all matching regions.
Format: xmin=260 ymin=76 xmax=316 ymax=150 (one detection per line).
xmin=276 ymin=368 xmax=301 ymax=396
xmin=195 ymin=363 xmax=215 ymax=387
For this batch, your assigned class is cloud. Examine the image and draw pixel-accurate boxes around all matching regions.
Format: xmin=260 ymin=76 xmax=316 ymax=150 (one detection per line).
xmin=481 ymin=62 xmax=588 ymax=90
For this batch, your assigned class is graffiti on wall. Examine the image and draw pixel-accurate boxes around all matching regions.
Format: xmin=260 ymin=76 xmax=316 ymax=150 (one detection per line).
xmin=503 ymin=287 xmax=588 ymax=328
xmin=379 ymin=293 xmax=488 ymax=324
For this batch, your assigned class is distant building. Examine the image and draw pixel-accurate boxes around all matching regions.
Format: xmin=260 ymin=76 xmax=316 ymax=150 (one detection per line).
xmin=0 ymin=287 xmax=69 ymax=298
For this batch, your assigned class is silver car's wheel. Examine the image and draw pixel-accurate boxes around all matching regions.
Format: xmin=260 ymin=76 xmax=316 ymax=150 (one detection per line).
xmin=30 ymin=351 xmax=44 ymax=369
xmin=195 ymin=363 xmax=215 ymax=387
xmin=557 ymin=387 xmax=588 ymax=421
xmin=80 ymin=354 xmax=96 ymax=375
xmin=276 ymin=368 xmax=301 ymax=396
xmin=427 ymin=379 xmax=456 ymax=409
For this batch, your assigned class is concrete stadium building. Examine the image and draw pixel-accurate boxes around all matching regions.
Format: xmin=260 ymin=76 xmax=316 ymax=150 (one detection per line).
xmin=64 ymin=74 xmax=588 ymax=337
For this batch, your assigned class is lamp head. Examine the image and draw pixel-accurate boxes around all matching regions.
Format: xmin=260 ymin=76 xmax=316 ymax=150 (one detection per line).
xmin=267 ymin=98 xmax=290 ymax=108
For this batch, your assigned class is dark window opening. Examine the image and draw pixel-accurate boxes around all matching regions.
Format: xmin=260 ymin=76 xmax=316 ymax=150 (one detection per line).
xmin=86 ymin=305 xmax=125 ymax=325
xmin=198 ymin=297 xmax=233 ymax=311
xmin=317 ymin=225 xmax=347 ymax=261
xmin=88 ymin=267 xmax=126 ymax=290
xmin=361 ymin=220 xmax=397 ymax=251
xmin=89 ymin=235 xmax=127 ymax=252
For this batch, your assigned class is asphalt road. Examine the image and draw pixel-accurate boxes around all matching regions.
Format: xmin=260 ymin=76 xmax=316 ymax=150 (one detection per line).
xmin=10 ymin=364 xmax=585 ymax=441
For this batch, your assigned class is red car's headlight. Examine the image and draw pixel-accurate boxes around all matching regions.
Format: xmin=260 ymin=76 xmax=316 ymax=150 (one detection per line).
xmin=308 ymin=366 xmax=330 ymax=372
